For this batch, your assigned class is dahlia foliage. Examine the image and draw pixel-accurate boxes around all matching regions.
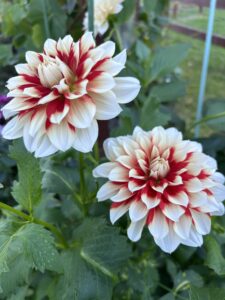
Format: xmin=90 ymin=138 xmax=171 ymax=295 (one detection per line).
xmin=83 ymin=0 xmax=124 ymax=35
xmin=93 ymin=126 xmax=225 ymax=253
xmin=2 ymin=32 xmax=140 ymax=157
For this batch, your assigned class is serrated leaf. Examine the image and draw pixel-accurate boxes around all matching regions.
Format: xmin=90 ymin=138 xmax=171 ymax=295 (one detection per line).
xmin=150 ymin=44 xmax=190 ymax=81
xmin=0 ymin=222 xmax=61 ymax=297
xmin=150 ymin=80 xmax=186 ymax=103
xmin=16 ymin=223 xmax=62 ymax=273
xmin=9 ymin=140 xmax=42 ymax=212
xmin=205 ymin=235 xmax=225 ymax=275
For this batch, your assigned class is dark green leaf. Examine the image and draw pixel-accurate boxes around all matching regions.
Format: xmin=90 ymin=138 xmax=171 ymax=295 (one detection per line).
xmin=189 ymin=286 xmax=225 ymax=300
xmin=55 ymin=249 xmax=113 ymax=300
xmin=42 ymin=160 xmax=77 ymax=195
xmin=9 ymin=140 xmax=42 ymax=212
xmin=75 ymin=218 xmax=131 ymax=274
xmin=205 ymin=236 xmax=225 ymax=275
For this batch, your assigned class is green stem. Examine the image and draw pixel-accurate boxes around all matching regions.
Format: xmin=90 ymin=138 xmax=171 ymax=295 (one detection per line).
xmin=0 ymin=202 xmax=68 ymax=248
xmin=158 ymin=283 xmax=188 ymax=300
xmin=114 ymin=24 xmax=123 ymax=52
xmin=93 ymin=142 xmax=99 ymax=164
xmin=191 ymin=111 xmax=225 ymax=129
xmin=41 ymin=0 xmax=50 ymax=38
xmin=79 ymin=153 xmax=86 ymax=205
xmin=88 ymin=0 xmax=94 ymax=32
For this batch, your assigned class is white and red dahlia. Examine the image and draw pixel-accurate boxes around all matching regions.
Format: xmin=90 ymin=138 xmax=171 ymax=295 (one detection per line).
xmin=83 ymin=0 xmax=124 ymax=35
xmin=2 ymin=33 xmax=140 ymax=157
xmin=93 ymin=126 xmax=225 ymax=253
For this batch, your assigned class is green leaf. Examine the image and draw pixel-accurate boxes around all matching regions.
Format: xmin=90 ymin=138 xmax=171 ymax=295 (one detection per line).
xmin=9 ymin=140 xmax=42 ymax=212
xmin=189 ymin=286 xmax=225 ymax=300
xmin=135 ymin=40 xmax=151 ymax=62
xmin=144 ymin=0 xmax=157 ymax=11
xmin=150 ymin=80 xmax=186 ymax=103
xmin=204 ymin=99 xmax=225 ymax=131
xmin=0 ymin=222 xmax=61 ymax=297
xmin=42 ymin=160 xmax=78 ymax=195
xmin=54 ymin=218 xmax=131 ymax=299
xmin=204 ymin=236 xmax=225 ymax=275
xmin=150 ymin=44 xmax=190 ymax=81
xmin=16 ymin=223 xmax=62 ymax=273
xmin=140 ymin=97 xmax=170 ymax=130
xmin=56 ymin=249 xmax=113 ymax=300
xmin=76 ymin=218 xmax=131 ymax=274
xmin=0 ymin=45 xmax=13 ymax=66
xmin=116 ymin=0 xmax=136 ymax=23
xmin=32 ymin=23 xmax=45 ymax=49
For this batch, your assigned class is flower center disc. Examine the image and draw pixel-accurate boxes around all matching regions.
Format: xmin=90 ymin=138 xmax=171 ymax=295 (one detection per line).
xmin=150 ymin=157 xmax=170 ymax=179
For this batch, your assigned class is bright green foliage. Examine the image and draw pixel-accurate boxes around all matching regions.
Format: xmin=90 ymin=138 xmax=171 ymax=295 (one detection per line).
xmin=9 ymin=140 xmax=42 ymax=213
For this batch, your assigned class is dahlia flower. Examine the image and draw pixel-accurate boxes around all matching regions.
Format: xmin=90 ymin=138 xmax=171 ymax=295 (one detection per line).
xmin=83 ymin=0 xmax=124 ymax=35
xmin=2 ymin=33 xmax=140 ymax=157
xmin=93 ymin=126 xmax=225 ymax=253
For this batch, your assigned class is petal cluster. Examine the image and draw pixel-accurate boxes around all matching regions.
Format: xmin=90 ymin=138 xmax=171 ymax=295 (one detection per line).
xmin=93 ymin=126 xmax=225 ymax=253
xmin=2 ymin=33 xmax=140 ymax=157
xmin=83 ymin=0 xmax=124 ymax=35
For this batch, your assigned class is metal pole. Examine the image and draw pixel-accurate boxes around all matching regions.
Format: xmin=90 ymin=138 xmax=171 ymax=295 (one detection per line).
xmin=194 ymin=0 xmax=217 ymax=137
xmin=88 ymin=0 xmax=94 ymax=33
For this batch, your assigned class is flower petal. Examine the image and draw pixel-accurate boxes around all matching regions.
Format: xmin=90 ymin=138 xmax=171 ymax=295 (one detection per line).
xmin=113 ymin=77 xmax=140 ymax=104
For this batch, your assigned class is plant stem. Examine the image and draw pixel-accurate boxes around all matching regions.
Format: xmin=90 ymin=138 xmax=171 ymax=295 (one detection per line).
xmin=93 ymin=142 xmax=99 ymax=164
xmin=88 ymin=0 xmax=94 ymax=32
xmin=79 ymin=153 xmax=86 ymax=206
xmin=41 ymin=0 xmax=50 ymax=38
xmin=191 ymin=111 xmax=225 ymax=129
xmin=0 ymin=201 xmax=68 ymax=248
xmin=114 ymin=24 xmax=123 ymax=52
xmin=158 ymin=283 xmax=188 ymax=300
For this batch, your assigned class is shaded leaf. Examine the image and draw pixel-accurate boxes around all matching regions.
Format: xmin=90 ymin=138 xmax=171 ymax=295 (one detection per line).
xmin=9 ymin=140 xmax=42 ymax=212
xmin=150 ymin=44 xmax=190 ymax=81
xmin=205 ymin=236 xmax=225 ymax=275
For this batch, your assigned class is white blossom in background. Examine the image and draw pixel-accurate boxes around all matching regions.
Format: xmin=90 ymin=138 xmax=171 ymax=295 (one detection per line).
xmin=83 ymin=0 xmax=124 ymax=35
xmin=93 ymin=126 xmax=225 ymax=253
xmin=2 ymin=32 xmax=140 ymax=157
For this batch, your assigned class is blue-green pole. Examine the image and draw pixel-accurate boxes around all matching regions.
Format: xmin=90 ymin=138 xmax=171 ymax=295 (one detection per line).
xmin=195 ymin=0 xmax=217 ymax=137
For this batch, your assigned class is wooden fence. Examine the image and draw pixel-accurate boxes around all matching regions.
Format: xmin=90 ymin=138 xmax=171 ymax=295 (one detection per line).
xmin=170 ymin=0 xmax=225 ymax=48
